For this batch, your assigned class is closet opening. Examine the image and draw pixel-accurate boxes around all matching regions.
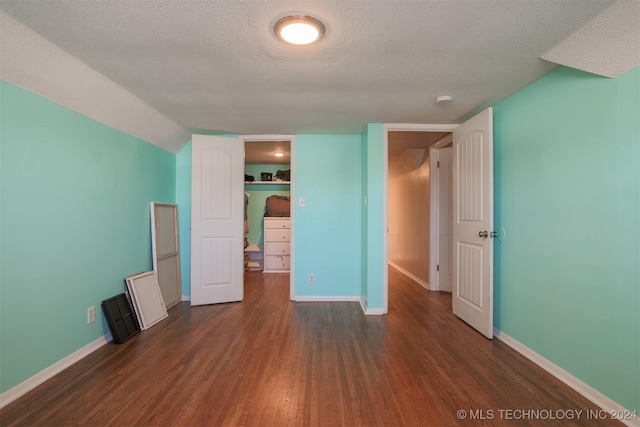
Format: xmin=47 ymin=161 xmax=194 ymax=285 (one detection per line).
xmin=242 ymin=136 xmax=295 ymax=298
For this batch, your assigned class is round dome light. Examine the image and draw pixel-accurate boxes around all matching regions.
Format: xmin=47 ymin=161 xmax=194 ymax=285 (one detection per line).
xmin=274 ymin=15 xmax=325 ymax=45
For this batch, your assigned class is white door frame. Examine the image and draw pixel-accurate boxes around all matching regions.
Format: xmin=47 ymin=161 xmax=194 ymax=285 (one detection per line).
xmin=428 ymin=135 xmax=454 ymax=291
xmin=240 ymin=134 xmax=296 ymax=300
xmin=383 ymin=124 xmax=458 ymax=312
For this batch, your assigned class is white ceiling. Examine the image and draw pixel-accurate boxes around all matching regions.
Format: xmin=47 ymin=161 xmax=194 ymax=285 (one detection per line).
xmin=1 ymin=0 xmax=635 ymax=153
xmin=541 ymin=0 xmax=640 ymax=78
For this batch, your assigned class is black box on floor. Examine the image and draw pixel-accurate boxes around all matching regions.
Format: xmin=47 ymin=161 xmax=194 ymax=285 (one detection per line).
xmin=101 ymin=293 xmax=140 ymax=344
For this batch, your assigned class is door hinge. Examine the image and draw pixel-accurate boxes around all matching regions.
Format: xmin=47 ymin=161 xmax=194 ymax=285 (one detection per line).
xmin=437 ymin=264 xmax=440 ymax=272
xmin=437 ymin=161 xmax=440 ymax=168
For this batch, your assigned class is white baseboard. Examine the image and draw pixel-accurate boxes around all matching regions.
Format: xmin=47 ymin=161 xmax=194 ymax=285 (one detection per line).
xmin=494 ymin=328 xmax=639 ymax=427
xmin=359 ymin=297 xmax=385 ymax=315
xmin=294 ymin=296 xmax=360 ymax=302
xmin=181 ymin=295 xmax=191 ymax=301
xmin=388 ymin=261 xmax=430 ymax=290
xmin=0 ymin=334 xmax=111 ymax=410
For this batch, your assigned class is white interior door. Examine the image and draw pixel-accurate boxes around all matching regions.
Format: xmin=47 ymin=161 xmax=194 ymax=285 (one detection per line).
xmin=452 ymin=108 xmax=494 ymax=339
xmin=437 ymin=147 xmax=453 ymax=292
xmin=191 ymin=134 xmax=244 ymax=306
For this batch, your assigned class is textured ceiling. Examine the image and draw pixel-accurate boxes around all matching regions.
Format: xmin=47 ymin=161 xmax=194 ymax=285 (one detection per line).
xmin=541 ymin=0 xmax=640 ymax=78
xmin=0 ymin=0 xmax=628 ymax=153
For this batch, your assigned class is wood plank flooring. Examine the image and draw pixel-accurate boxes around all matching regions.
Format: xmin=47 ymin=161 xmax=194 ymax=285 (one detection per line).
xmin=1 ymin=267 xmax=620 ymax=426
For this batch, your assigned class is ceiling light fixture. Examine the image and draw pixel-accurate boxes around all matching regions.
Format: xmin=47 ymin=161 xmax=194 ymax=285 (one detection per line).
xmin=436 ymin=95 xmax=453 ymax=104
xmin=273 ymin=152 xmax=286 ymax=157
xmin=274 ymin=15 xmax=325 ymax=45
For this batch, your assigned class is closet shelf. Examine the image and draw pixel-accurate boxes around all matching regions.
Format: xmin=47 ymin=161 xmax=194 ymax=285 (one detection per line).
xmin=244 ymin=181 xmax=290 ymax=185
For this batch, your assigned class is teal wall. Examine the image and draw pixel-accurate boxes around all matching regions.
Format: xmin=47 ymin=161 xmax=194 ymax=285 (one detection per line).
xmin=294 ymin=135 xmax=362 ymax=297
xmin=244 ymin=164 xmax=290 ymax=246
xmin=363 ymin=124 xmax=385 ymax=310
xmin=0 ymin=81 xmax=176 ymax=393
xmin=493 ymin=66 xmax=640 ymax=411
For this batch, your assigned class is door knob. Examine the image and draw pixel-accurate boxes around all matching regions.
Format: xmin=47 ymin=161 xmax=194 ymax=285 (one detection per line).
xmin=490 ymin=231 xmax=498 ymax=238
xmin=479 ymin=230 xmax=488 ymax=238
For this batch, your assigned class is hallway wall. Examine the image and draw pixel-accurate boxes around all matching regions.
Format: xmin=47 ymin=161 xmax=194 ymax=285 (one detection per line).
xmin=388 ymin=147 xmax=431 ymax=287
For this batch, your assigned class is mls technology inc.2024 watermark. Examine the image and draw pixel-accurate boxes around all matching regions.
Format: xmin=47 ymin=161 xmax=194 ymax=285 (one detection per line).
xmin=456 ymin=408 xmax=637 ymax=422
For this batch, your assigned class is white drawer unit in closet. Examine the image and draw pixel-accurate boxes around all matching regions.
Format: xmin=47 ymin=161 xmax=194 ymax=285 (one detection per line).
xmin=263 ymin=217 xmax=290 ymax=272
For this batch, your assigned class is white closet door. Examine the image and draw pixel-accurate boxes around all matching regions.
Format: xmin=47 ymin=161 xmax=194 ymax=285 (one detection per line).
xmin=191 ymin=135 xmax=244 ymax=306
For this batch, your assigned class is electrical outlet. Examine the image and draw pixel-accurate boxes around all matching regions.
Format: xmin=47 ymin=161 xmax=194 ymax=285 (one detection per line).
xmin=87 ymin=306 xmax=96 ymax=324
xmin=308 ymin=273 xmax=315 ymax=284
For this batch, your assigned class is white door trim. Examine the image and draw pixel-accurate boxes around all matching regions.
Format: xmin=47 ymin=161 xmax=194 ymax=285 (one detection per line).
xmin=383 ymin=124 xmax=458 ymax=311
xmin=429 ymin=138 xmax=454 ymax=292
xmin=240 ymin=134 xmax=296 ymax=300
xmin=428 ymin=148 xmax=439 ymax=291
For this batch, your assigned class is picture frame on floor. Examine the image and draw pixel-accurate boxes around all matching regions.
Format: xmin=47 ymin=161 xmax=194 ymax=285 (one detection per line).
xmin=125 ymin=271 xmax=168 ymax=330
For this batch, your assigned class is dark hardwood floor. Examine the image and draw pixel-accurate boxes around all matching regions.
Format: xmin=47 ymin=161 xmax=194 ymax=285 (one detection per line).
xmin=1 ymin=267 xmax=619 ymax=426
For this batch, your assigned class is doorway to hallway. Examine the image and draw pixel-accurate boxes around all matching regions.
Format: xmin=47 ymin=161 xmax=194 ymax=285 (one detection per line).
xmin=386 ymin=128 xmax=453 ymax=296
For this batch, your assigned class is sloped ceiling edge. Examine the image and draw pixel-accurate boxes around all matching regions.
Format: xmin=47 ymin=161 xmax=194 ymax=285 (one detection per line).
xmin=0 ymin=11 xmax=189 ymax=153
xmin=541 ymin=0 xmax=640 ymax=78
